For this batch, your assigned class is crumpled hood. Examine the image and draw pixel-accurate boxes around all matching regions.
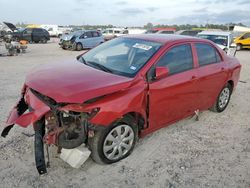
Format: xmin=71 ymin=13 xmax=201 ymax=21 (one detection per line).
xmin=61 ymin=34 xmax=75 ymax=41
xmin=25 ymin=60 xmax=133 ymax=103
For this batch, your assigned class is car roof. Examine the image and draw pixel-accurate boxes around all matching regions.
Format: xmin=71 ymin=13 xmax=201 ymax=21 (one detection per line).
xmin=198 ymin=31 xmax=232 ymax=36
xmin=122 ymin=34 xmax=205 ymax=44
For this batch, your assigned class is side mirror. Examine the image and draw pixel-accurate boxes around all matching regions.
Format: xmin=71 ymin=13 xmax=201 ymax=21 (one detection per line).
xmin=155 ymin=66 xmax=169 ymax=80
xmin=84 ymin=35 xmax=88 ymax=39
xmin=227 ymin=43 xmax=237 ymax=57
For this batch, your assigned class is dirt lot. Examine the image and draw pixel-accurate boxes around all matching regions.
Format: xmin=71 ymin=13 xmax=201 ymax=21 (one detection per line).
xmin=0 ymin=41 xmax=249 ymax=188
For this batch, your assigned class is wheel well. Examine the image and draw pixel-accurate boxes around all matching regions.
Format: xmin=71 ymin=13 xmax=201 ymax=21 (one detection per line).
xmin=228 ymin=80 xmax=234 ymax=89
xmin=123 ymin=112 xmax=145 ymax=131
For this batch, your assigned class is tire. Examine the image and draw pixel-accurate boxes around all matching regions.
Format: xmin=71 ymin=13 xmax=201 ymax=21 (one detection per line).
xmin=236 ymin=44 xmax=242 ymax=51
xmin=76 ymin=43 xmax=83 ymax=51
xmin=88 ymin=117 xmax=138 ymax=164
xmin=210 ymin=83 xmax=232 ymax=113
xmin=41 ymin=38 xmax=47 ymax=44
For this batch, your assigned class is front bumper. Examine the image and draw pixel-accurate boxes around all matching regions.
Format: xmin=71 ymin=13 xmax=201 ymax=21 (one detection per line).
xmin=60 ymin=40 xmax=75 ymax=49
xmin=1 ymin=88 xmax=50 ymax=137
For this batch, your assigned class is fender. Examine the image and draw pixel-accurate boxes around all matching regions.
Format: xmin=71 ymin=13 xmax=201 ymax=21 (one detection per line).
xmin=60 ymin=79 xmax=148 ymax=128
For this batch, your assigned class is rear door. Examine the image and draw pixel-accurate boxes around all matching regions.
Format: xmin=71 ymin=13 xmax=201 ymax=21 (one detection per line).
xmin=148 ymin=43 xmax=199 ymax=130
xmin=91 ymin=31 xmax=102 ymax=47
xmin=32 ymin=28 xmax=43 ymax=41
xmin=194 ymin=43 xmax=228 ymax=110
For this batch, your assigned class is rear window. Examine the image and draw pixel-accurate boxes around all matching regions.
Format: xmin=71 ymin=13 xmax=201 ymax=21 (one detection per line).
xmin=195 ymin=43 xmax=221 ymax=66
xmin=92 ymin=31 xmax=99 ymax=37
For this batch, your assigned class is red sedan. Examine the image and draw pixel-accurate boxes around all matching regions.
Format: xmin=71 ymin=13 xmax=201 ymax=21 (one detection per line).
xmin=1 ymin=34 xmax=241 ymax=174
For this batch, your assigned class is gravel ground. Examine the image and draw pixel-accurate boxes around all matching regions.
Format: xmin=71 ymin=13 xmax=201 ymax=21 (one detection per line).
xmin=0 ymin=41 xmax=249 ymax=188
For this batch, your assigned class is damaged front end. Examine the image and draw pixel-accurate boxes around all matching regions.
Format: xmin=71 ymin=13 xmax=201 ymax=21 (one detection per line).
xmin=2 ymin=86 xmax=98 ymax=174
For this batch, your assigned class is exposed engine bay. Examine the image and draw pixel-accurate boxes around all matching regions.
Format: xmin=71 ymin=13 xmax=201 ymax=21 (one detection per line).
xmin=2 ymin=87 xmax=99 ymax=174
xmin=44 ymin=111 xmax=88 ymax=149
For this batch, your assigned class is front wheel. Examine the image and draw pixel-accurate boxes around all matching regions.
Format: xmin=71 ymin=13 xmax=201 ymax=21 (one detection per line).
xmin=210 ymin=83 xmax=232 ymax=112
xmin=88 ymin=118 xmax=138 ymax=164
xmin=236 ymin=44 xmax=242 ymax=51
xmin=76 ymin=43 xmax=83 ymax=51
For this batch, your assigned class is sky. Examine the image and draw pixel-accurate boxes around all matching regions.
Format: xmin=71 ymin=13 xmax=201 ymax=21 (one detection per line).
xmin=0 ymin=0 xmax=250 ymax=27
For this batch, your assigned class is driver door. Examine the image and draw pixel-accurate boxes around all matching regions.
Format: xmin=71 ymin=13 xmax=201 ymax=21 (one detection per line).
xmin=148 ymin=43 xmax=199 ymax=130
xmin=22 ymin=29 xmax=32 ymax=41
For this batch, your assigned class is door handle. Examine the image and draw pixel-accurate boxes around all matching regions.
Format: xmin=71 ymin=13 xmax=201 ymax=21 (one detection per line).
xmin=221 ymin=67 xmax=225 ymax=71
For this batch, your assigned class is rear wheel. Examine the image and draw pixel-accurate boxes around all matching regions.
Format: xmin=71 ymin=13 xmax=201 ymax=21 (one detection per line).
xmin=210 ymin=83 xmax=232 ymax=112
xmin=41 ymin=37 xmax=47 ymax=43
xmin=88 ymin=117 xmax=138 ymax=164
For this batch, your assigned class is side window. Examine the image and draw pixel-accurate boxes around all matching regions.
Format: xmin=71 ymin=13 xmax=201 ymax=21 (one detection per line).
xmin=79 ymin=34 xmax=85 ymax=39
xmin=92 ymin=31 xmax=99 ymax=37
xmin=24 ymin=29 xmax=32 ymax=34
xmin=160 ymin=31 xmax=174 ymax=34
xmin=122 ymin=30 xmax=129 ymax=34
xmin=157 ymin=44 xmax=193 ymax=75
xmin=244 ymin=33 xmax=250 ymax=39
xmin=85 ymin=32 xmax=92 ymax=38
xmin=195 ymin=43 xmax=221 ymax=66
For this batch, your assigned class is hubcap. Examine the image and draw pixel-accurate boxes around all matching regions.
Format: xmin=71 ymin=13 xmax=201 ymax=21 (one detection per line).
xmin=218 ymin=87 xmax=230 ymax=109
xmin=103 ymin=124 xmax=134 ymax=161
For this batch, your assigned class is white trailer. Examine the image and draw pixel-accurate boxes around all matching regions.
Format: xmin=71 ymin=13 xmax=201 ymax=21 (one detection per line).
xmin=41 ymin=25 xmax=71 ymax=37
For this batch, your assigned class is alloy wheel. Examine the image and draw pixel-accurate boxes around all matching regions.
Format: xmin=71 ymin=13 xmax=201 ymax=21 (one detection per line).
xmin=218 ymin=87 xmax=230 ymax=109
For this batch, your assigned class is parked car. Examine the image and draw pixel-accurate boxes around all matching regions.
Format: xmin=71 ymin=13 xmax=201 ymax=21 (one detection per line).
xmin=102 ymin=28 xmax=128 ymax=41
xmin=176 ymin=30 xmax=201 ymax=36
xmin=145 ymin=28 xmax=176 ymax=34
xmin=59 ymin=30 xmax=85 ymax=47
xmin=3 ymin=22 xmax=50 ymax=43
xmin=60 ymin=30 xmax=104 ymax=50
xmin=234 ymin=32 xmax=250 ymax=50
xmin=197 ymin=31 xmax=233 ymax=52
xmin=2 ymin=34 xmax=241 ymax=174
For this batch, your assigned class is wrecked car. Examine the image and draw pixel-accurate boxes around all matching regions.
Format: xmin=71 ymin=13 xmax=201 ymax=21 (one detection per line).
xmin=2 ymin=34 xmax=241 ymax=174
xmin=59 ymin=30 xmax=104 ymax=50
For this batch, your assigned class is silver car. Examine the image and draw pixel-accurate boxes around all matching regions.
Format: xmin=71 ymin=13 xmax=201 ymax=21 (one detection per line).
xmin=60 ymin=30 xmax=104 ymax=50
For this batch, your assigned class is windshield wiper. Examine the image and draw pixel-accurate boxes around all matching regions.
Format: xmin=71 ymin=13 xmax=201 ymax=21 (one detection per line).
xmin=83 ymin=60 xmax=113 ymax=73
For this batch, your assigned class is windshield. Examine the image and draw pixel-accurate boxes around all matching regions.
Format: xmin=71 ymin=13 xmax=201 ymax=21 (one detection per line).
xmin=79 ymin=37 xmax=162 ymax=77
xmin=145 ymin=30 xmax=158 ymax=34
xmin=198 ymin=34 xmax=228 ymax=46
